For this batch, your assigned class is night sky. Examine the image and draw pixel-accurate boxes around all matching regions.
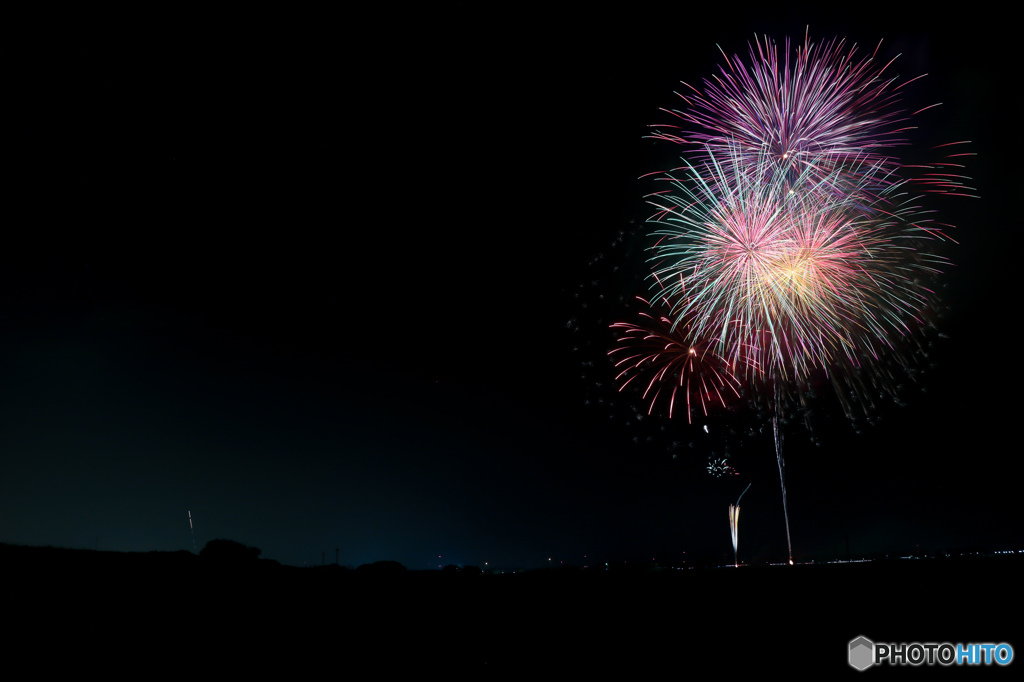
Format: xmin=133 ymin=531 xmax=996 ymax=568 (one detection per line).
xmin=2 ymin=9 xmax=1018 ymax=570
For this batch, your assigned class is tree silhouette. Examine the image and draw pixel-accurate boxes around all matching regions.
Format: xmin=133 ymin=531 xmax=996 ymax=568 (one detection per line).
xmin=199 ymin=539 xmax=261 ymax=563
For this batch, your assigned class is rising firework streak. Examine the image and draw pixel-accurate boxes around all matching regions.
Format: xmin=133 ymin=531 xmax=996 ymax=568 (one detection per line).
xmin=188 ymin=510 xmax=197 ymax=554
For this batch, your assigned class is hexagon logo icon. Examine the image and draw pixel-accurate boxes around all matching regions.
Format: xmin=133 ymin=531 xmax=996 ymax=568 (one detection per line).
xmin=849 ymin=636 xmax=874 ymax=670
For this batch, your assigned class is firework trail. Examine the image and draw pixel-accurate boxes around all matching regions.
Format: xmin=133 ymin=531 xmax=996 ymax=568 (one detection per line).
xmin=773 ymin=415 xmax=793 ymax=565
xmin=188 ymin=510 xmax=197 ymax=554
xmin=729 ymin=482 xmax=752 ymax=567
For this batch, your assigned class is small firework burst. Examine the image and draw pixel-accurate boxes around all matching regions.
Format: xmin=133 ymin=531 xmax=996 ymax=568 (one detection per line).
xmin=707 ymin=456 xmax=737 ymax=477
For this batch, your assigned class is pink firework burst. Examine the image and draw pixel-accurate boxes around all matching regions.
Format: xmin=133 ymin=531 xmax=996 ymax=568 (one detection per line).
xmin=648 ymin=31 xmax=973 ymax=200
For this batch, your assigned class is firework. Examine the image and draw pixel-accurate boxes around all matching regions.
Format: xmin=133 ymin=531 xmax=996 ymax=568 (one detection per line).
xmin=643 ymin=143 xmax=945 ymax=418
xmin=648 ymin=30 xmax=976 ymax=209
xmin=610 ymin=289 xmax=743 ymax=424
xmin=650 ymin=32 xmax=933 ymax=197
xmin=729 ymin=483 xmax=752 ymax=567
xmin=605 ymin=33 xmax=968 ymax=564
xmin=728 ymin=504 xmax=740 ymax=566
xmin=707 ymin=456 xmax=737 ymax=478
xmin=188 ymin=509 xmax=197 ymax=554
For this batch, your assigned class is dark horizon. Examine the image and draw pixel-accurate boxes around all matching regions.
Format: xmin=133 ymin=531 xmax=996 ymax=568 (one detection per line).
xmin=2 ymin=9 xmax=1017 ymax=572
